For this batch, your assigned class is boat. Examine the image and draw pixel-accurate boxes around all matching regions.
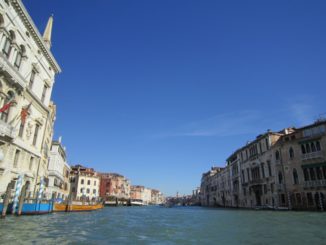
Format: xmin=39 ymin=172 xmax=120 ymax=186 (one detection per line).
xmin=0 ymin=201 xmax=53 ymax=215
xmin=20 ymin=202 xmax=53 ymax=215
xmin=130 ymin=199 xmax=146 ymax=206
xmin=53 ymin=202 xmax=103 ymax=212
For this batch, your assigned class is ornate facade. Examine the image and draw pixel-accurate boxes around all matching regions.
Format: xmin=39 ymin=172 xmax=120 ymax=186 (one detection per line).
xmin=200 ymin=120 xmax=326 ymax=211
xmin=0 ymin=0 xmax=60 ymax=199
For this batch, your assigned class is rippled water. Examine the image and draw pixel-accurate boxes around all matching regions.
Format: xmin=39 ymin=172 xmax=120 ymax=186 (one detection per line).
xmin=0 ymin=206 xmax=326 ymax=244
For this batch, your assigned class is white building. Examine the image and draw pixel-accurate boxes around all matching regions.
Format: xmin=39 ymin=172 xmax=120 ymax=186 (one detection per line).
xmin=48 ymin=138 xmax=70 ymax=200
xmin=142 ymin=187 xmax=152 ymax=205
xmin=0 ymin=0 xmax=61 ymax=198
xmin=70 ymin=165 xmax=100 ymax=201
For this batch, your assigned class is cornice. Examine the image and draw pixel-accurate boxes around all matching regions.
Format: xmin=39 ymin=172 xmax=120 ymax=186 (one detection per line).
xmin=10 ymin=0 xmax=62 ymax=74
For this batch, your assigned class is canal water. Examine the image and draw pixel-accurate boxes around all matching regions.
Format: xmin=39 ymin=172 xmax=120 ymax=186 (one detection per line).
xmin=0 ymin=206 xmax=325 ymax=244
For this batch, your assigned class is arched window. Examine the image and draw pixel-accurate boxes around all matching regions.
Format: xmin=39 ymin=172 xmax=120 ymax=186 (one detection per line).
xmin=316 ymin=141 xmax=321 ymax=151
xmin=293 ymin=168 xmax=299 ymax=184
xmin=306 ymin=143 xmax=311 ymax=153
xmin=289 ymin=147 xmax=294 ymax=159
xmin=311 ymin=142 xmax=316 ymax=152
xmin=301 ymin=145 xmax=306 ymax=154
xmin=275 ymin=150 xmax=280 ymax=161
xmin=303 ymin=168 xmax=309 ymax=181
xmin=278 ymin=171 xmax=283 ymax=184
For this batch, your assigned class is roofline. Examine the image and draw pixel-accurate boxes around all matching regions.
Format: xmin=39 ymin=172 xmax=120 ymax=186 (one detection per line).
xmin=12 ymin=0 xmax=62 ymax=73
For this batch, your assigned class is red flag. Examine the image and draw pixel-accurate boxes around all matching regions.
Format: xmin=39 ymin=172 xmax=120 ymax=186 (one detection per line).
xmin=0 ymin=102 xmax=12 ymax=113
xmin=21 ymin=103 xmax=31 ymax=125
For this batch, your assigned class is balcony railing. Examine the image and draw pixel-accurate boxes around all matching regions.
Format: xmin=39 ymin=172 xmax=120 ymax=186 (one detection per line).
xmin=0 ymin=119 xmax=15 ymax=139
xmin=304 ymin=180 xmax=326 ymax=188
xmin=302 ymin=151 xmax=324 ymax=161
xmin=0 ymin=52 xmax=26 ymax=89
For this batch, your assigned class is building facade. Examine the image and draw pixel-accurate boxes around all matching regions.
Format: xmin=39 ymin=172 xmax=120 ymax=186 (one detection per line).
xmin=99 ymin=173 xmax=130 ymax=200
xmin=69 ymin=165 xmax=100 ymax=201
xmin=200 ymin=120 xmax=326 ymax=211
xmin=47 ymin=138 xmax=70 ymax=200
xmin=0 ymin=0 xmax=61 ymax=199
xmin=150 ymin=189 xmax=164 ymax=205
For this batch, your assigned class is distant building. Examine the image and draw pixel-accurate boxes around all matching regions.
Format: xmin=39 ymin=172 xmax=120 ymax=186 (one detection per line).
xmin=47 ymin=138 xmax=70 ymax=200
xmin=151 ymin=189 xmax=164 ymax=205
xmin=99 ymin=173 xmax=130 ymax=200
xmin=200 ymin=120 xmax=326 ymax=211
xmin=69 ymin=165 xmax=100 ymax=201
xmin=130 ymin=185 xmax=144 ymax=201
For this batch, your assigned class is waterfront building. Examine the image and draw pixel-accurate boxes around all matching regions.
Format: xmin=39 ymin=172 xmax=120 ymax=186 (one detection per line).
xmin=200 ymin=120 xmax=326 ymax=211
xmin=47 ymin=138 xmax=70 ymax=200
xmin=130 ymin=185 xmax=144 ymax=201
xmin=150 ymin=189 xmax=164 ymax=205
xmin=99 ymin=172 xmax=130 ymax=201
xmin=273 ymin=120 xmax=326 ymax=210
xmin=0 ymin=0 xmax=61 ymax=198
xmin=69 ymin=165 xmax=100 ymax=201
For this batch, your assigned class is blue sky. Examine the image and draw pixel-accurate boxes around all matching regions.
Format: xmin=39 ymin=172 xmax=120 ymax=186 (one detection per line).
xmin=24 ymin=0 xmax=326 ymax=196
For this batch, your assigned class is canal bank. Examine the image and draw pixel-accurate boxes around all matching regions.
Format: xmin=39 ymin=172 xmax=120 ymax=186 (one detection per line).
xmin=1 ymin=206 xmax=326 ymax=244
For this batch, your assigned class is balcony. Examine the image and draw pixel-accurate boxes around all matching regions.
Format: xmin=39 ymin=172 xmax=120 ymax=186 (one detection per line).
xmin=0 ymin=119 xmax=15 ymax=139
xmin=304 ymin=180 xmax=326 ymax=188
xmin=0 ymin=52 xmax=26 ymax=90
xmin=302 ymin=151 xmax=324 ymax=161
xmin=249 ymin=179 xmax=264 ymax=185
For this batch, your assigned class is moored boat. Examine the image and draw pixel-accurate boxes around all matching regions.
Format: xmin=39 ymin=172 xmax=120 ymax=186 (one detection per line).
xmin=0 ymin=201 xmax=53 ymax=215
xmin=54 ymin=202 xmax=103 ymax=212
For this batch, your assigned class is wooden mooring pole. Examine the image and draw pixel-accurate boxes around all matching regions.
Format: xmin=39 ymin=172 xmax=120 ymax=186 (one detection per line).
xmin=17 ymin=182 xmax=29 ymax=216
xmin=1 ymin=182 xmax=13 ymax=218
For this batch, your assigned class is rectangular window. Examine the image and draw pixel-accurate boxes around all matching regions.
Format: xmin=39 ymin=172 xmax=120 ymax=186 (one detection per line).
xmin=94 ymin=181 xmax=96 ymax=186
xmin=18 ymin=122 xmax=25 ymax=138
xmin=81 ymin=179 xmax=84 ymax=184
xmin=29 ymin=70 xmax=36 ymax=89
xmin=264 ymin=184 xmax=267 ymax=194
xmin=2 ymin=38 xmax=11 ymax=58
xmin=261 ymin=163 xmax=265 ymax=178
xmin=93 ymin=189 xmax=96 ymax=194
xmin=0 ymin=97 xmax=10 ymax=122
xmin=14 ymin=52 xmax=22 ymax=69
xmin=267 ymin=161 xmax=272 ymax=177
xmin=29 ymin=157 xmax=34 ymax=170
xmin=265 ymin=138 xmax=269 ymax=150
xmin=247 ymin=168 xmax=250 ymax=181
xmin=33 ymin=124 xmax=40 ymax=146
xmin=13 ymin=149 xmax=20 ymax=168
xmin=41 ymin=85 xmax=47 ymax=103
xmin=87 ymin=180 xmax=90 ymax=185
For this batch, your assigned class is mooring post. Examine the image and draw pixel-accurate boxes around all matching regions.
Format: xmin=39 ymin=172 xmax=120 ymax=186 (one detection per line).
xmin=17 ymin=182 xmax=29 ymax=216
xmin=1 ymin=182 xmax=13 ymax=218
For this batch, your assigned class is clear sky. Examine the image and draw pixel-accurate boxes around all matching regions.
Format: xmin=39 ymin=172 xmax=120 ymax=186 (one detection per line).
xmin=24 ymin=0 xmax=326 ymax=196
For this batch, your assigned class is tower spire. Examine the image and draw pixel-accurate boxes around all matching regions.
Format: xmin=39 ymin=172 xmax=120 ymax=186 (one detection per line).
xmin=43 ymin=15 xmax=53 ymax=49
